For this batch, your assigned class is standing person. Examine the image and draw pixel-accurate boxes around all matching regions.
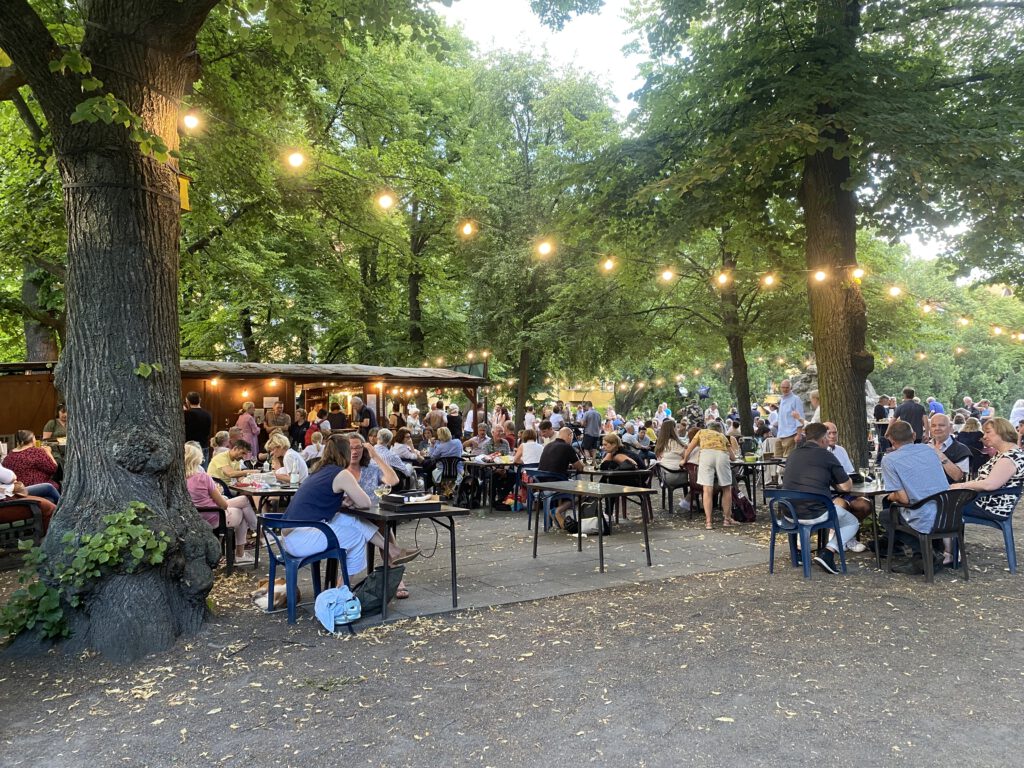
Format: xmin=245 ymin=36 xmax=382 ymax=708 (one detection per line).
xmin=873 ymin=395 xmax=891 ymax=463
xmin=581 ymin=401 xmax=603 ymax=462
xmin=523 ymin=405 xmax=537 ymax=433
xmin=289 ymin=408 xmax=310 ymax=450
xmin=653 ymin=403 xmax=668 ymax=429
xmin=926 ymin=396 xmax=945 ymax=415
xmin=1009 ymin=398 xmax=1024 ymax=427
xmin=781 ymin=422 xmax=856 ymax=575
xmin=894 ymin=387 xmax=928 ymax=443
xmin=388 ymin=402 xmax=406 ymax=431
xmin=183 ymin=391 xmax=212 ymax=464
xmin=550 ymin=405 xmax=565 ymax=430
xmin=351 ymin=396 xmax=377 ymax=439
xmin=264 ymin=400 xmax=291 ymax=435
xmin=446 ymin=404 xmax=463 ymax=439
xmin=326 ymin=402 xmax=349 ymax=431
xmin=424 ymin=400 xmax=447 ymax=432
xmin=405 ymin=405 xmax=422 ymax=436
xmin=807 ymin=390 xmax=821 ymax=424
xmin=42 ymin=404 xmax=68 ymax=440
xmin=236 ymin=402 xmax=260 ymax=458
xmin=682 ymin=422 xmax=736 ymax=529
xmin=703 ymin=402 xmax=721 ymax=424
xmin=775 ymin=379 xmax=804 ymax=459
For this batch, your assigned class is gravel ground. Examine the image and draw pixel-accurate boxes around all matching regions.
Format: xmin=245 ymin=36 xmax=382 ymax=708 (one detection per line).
xmin=1 ymin=527 xmax=1022 ymax=768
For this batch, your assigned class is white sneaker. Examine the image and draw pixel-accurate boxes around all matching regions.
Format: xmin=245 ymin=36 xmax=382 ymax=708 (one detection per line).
xmin=846 ymin=540 xmax=867 ymax=553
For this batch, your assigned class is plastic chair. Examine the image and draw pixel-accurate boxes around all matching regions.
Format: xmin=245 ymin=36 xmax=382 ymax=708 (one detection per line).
xmin=886 ymin=488 xmax=977 ymax=582
xmin=655 ymin=464 xmax=689 ymax=511
xmin=765 ymin=489 xmax=848 ymax=579
xmin=523 ymin=468 xmax=571 ymax=530
xmin=258 ymin=513 xmax=351 ymax=624
xmin=961 ymin=486 xmax=1023 ymax=574
xmin=434 ymin=456 xmax=463 ymax=501
xmin=196 ymin=505 xmax=235 ymax=575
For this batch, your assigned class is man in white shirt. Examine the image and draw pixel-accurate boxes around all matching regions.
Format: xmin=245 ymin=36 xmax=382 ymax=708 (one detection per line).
xmin=775 ymin=380 xmax=804 ymax=458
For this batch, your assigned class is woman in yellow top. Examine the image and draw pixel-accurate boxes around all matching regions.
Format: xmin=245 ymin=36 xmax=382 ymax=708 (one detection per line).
xmin=682 ymin=422 xmax=737 ymax=529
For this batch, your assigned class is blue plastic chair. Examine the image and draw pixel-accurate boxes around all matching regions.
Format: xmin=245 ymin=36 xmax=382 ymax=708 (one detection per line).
xmin=523 ymin=469 xmax=572 ymax=530
xmin=961 ymin=486 xmax=1023 ymax=574
xmin=765 ymin=489 xmax=848 ymax=579
xmin=258 ymin=513 xmax=351 ymax=624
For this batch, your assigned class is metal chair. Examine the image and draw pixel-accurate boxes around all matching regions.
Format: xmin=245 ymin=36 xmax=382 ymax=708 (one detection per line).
xmin=960 ymin=486 xmax=1023 ymax=574
xmin=258 ymin=513 xmax=351 ymax=625
xmin=654 ymin=464 xmax=689 ymax=512
xmin=765 ymin=489 xmax=848 ymax=579
xmin=887 ymin=489 xmax=977 ymax=582
xmin=196 ymin=505 xmax=236 ymax=575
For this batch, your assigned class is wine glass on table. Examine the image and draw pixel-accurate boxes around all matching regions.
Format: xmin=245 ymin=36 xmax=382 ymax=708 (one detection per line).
xmin=374 ymin=483 xmax=392 ymax=503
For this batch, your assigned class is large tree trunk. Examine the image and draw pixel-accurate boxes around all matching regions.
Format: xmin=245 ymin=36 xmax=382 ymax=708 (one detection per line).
xmin=1 ymin=0 xmax=220 ymax=660
xmin=515 ymin=346 xmax=530 ymax=430
xmin=801 ymin=0 xmax=872 ymax=466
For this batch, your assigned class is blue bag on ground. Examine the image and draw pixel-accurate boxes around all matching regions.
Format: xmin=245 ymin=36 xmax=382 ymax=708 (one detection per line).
xmin=314 ymin=585 xmax=361 ymax=632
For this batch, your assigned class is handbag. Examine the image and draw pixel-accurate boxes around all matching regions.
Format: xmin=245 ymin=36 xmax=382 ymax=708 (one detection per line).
xmin=352 ymin=564 xmax=406 ymax=615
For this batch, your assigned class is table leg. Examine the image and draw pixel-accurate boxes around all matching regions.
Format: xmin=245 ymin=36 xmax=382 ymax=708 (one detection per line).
xmin=871 ymin=498 xmax=881 ymax=570
xmin=596 ymin=497 xmax=605 ymax=573
xmin=533 ymin=500 xmax=541 ymax=558
xmin=381 ymin=522 xmax=395 ymax=620
xmin=640 ymin=495 xmax=652 ymax=567
xmin=447 ymin=516 xmax=457 ymax=608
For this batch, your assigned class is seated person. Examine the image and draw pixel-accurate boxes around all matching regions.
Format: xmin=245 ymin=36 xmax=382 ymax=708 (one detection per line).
xmin=208 ymin=440 xmax=260 ymax=484
xmin=266 ymin=432 xmax=309 ymax=484
xmin=416 ymin=426 xmax=435 ymax=453
xmin=374 ymin=428 xmax=416 ymax=481
xmin=599 ymin=433 xmax=642 ymax=480
xmin=482 ymin=425 xmax=511 ymax=456
xmin=42 ymin=405 xmax=67 ymax=440
xmin=929 ymin=413 xmax=971 ymax=484
xmin=880 ymin=420 xmax=950 ymax=573
xmin=514 ymin=429 xmax=545 ymax=465
xmin=537 ymin=420 xmax=555 ymax=444
xmin=392 ymin=428 xmax=423 ymax=464
xmin=280 ymin=435 xmax=418 ymax=581
xmin=502 ymin=420 xmax=518 ymax=450
xmin=781 ymin=422 xmax=856 ymax=575
xmin=950 ymin=416 xmax=1024 ymax=551
xmin=537 ymin=427 xmax=585 ymax=527
xmin=2 ymin=431 xmax=59 ymax=488
xmin=463 ymin=425 xmax=490 ymax=454
xmin=211 ymin=430 xmax=231 ymax=457
xmin=0 ymin=464 xmax=59 ymax=534
xmin=301 ymin=431 xmax=326 ymax=463
xmin=184 ymin=443 xmax=257 ymax=564
xmin=654 ymin=420 xmax=686 ymax=470
xmin=823 ymin=422 xmax=873 ymax=550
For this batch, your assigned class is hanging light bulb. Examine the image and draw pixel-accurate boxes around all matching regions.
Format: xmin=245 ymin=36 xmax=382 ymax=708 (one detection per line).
xmin=761 ymin=274 xmax=776 ymax=287
xmin=888 ymin=286 xmax=902 ymax=297
xmin=954 ymin=346 xmax=964 ymax=355
xmin=958 ymin=317 xmax=970 ymax=326
xmin=460 ymin=220 xmax=475 ymax=237
xmin=536 ymin=240 xmax=554 ymax=256
xmin=376 ymin=192 xmax=396 ymax=210
xmin=603 ymin=257 xmax=615 ymax=272
xmin=716 ymin=272 xmax=730 ymax=286
xmin=182 ymin=111 xmax=200 ymax=130
xmin=921 ymin=303 xmax=933 ymax=314
xmin=286 ymin=151 xmax=305 ymax=168
xmin=993 ymin=326 xmax=1004 ymax=336
xmin=661 ymin=269 xmax=674 ymax=282
xmin=851 ymin=266 xmax=865 ymax=279
xmin=813 ymin=270 xmax=827 ymax=282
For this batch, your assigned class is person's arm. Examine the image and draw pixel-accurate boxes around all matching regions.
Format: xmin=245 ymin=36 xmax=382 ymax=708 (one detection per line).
xmin=513 ymin=443 xmax=524 ymax=463
xmin=953 ymin=456 xmax=1016 ymax=492
xmin=682 ymin=437 xmax=697 ymax=464
xmin=210 ymin=482 xmax=229 ymax=511
xmin=0 ymin=465 xmax=15 ymax=484
xmin=931 ymin=440 xmax=966 ymax=482
xmin=366 ymin=444 xmax=399 ymax=486
xmin=335 ymin=469 xmax=373 ymax=508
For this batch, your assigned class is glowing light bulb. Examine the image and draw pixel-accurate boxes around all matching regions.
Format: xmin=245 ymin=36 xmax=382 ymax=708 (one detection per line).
xmin=993 ymin=326 xmax=1003 ymax=336
xmin=377 ymin=192 xmax=395 ymax=210
xmin=776 ymin=357 xmax=785 ymax=365
xmin=536 ymin=240 xmax=553 ymax=256
xmin=954 ymin=347 xmax=964 ymax=355
xmin=661 ymin=269 xmax=674 ymax=282
xmin=716 ymin=272 xmax=730 ymax=285
xmin=851 ymin=267 xmax=865 ymax=279
xmin=917 ymin=352 xmax=927 ymax=360
xmin=241 ymin=389 xmax=249 ymax=398
xmin=287 ymin=151 xmax=305 ymax=168
xmin=460 ymin=221 xmax=475 ymax=236
xmin=603 ymin=258 xmax=615 ymax=272
xmin=958 ymin=317 xmax=969 ymax=326
xmin=888 ymin=286 xmax=902 ymax=297
xmin=885 ymin=356 xmax=894 ymax=364
xmin=813 ymin=270 xmax=827 ymax=282
xmin=762 ymin=274 xmax=775 ymax=287
xmin=182 ymin=112 xmax=200 ymax=130
xmin=921 ymin=303 xmax=932 ymax=313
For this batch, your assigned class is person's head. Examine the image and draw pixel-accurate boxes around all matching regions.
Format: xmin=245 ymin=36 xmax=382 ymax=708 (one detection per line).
xmin=522 ymin=428 xmax=537 ymax=444
xmin=347 ymin=433 xmax=371 ymax=467
xmin=310 ymin=430 xmax=324 ymax=446
xmin=314 ymin=434 xmax=352 ymax=474
xmin=553 ymin=405 xmax=561 ymax=414
xmin=352 ymin=397 xmax=363 ymax=410
xmin=476 ymin=424 xmax=488 ymax=437
xmin=902 ymin=387 xmax=915 ymax=400
xmin=953 ymin=413 xmax=966 ymax=425
xmin=396 ymin=427 xmax=413 ymax=445
xmin=228 ymin=440 xmax=251 ymax=461
xmin=964 ymin=417 xmax=982 ymax=432
xmin=503 ymin=420 xmax=515 ymax=434
xmin=448 ymin=404 xmax=460 ymax=416
xmin=242 ymin=401 xmax=255 ymax=414
xmin=686 ymin=426 xmax=700 ymax=442
xmin=804 ymin=422 xmax=829 ymax=446
xmin=823 ymin=422 xmax=839 ymax=447
xmin=435 ymin=400 xmax=444 ymax=410
xmin=982 ymin=417 xmax=1018 ymax=449
xmin=539 ymin=420 xmax=554 ymax=439
xmin=557 ymin=427 xmax=574 ymax=443
xmin=15 ymin=430 xmax=34 ymax=448
xmin=265 ymin=431 xmax=290 ymax=457
xmin=296 ymin=408 xmax=307 ymax=422
xmin=186 ymin=391 xmax=201 ymax=406
xmin=407 ymin=404 xmax=419 ymax=416
xmin=272 ymin=401 xmax=284 ymax=414
xmin=1014 ymin=399 xmax=1024 ymax=412
xmin=184 ymin=442 xmax=204 ymax=477
xmin=625 ymin=422 xmax=636 ymax=434
xmin=317 ymin=408 xmax=328 ymax=420
xmin=705 ymin=421 xmax=724 ymax=434
xmin=492 ymin=425 xmax=505 ymax=440
xmin=779 ymin=379 xmax=792 ymax=394
xmin=809 ymin=389 xmax=819 ymax=407
xmin=367 ymin=427 xmax=379 ymax=444
xmin=436 ymin=426 xmax=452 ymax=442
xmin=377 ymin=427 xmax=394 ymax=447
xmin=56 ymin=404 xmax=67 ymax=420
xmin=212 ymin=430 xmax=230 ymax=448
xmin=929 ymin=413 xmax=952 ymax=442
xmin=423 ymin=426 xmax=435 ymax=441
xmin=228 ymin=426 xmax=243 ymax=441
xmin=886 ymin=420 xmax=915 ymax=447
xmin=526 ymin=405 xmax=534 ymax=413
xmin=602 ymin=433 xmax=622 ymax=453
xmin=963 ymin=396 xmax=974 ymax=406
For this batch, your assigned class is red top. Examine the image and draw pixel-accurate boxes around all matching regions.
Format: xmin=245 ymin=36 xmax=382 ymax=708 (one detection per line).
xmin=2 ymin=447 xmax=58 ymax=487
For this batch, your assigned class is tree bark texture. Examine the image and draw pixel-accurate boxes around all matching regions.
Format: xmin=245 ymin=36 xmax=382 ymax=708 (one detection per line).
xmin=0 ymin=0 xmax=221 ymax=660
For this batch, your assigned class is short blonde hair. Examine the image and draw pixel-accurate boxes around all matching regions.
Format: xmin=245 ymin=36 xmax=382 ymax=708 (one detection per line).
xmin=310 ymin=431 xmax=324 ymax=445
xmin=265 ymin=432 xmax=290 ymax=452
xmin=436 ymin=426 xmax=452 ymax=441
xmin=984 ymin=417 xmax=1018 ymax=445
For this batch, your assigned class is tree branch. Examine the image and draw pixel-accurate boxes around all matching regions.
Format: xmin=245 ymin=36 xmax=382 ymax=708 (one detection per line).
xmin=0 ymin=0 xmax=73 ymax=122
xmin=0 ymin=65 xmax=28 ymax=101
xmin=184 ymin=204 xmax=252 ymax=255
xmin=0 ymin=291 xmax=63 ymax=331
